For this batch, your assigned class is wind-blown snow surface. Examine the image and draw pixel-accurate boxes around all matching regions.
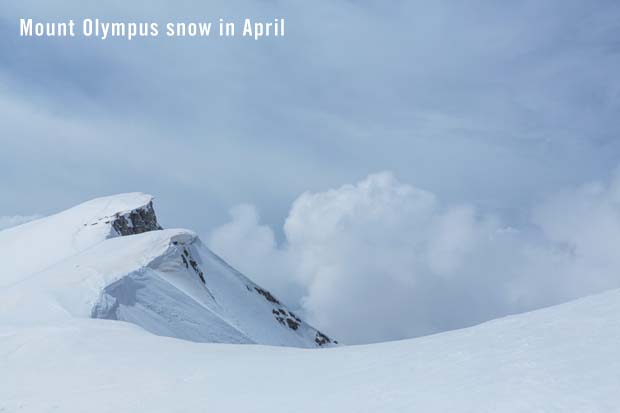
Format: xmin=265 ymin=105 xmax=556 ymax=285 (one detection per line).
xmin=1 ymin=289 xmax=620 ymax=412
xmin=0 ymin=193 xmax=334 ymax=347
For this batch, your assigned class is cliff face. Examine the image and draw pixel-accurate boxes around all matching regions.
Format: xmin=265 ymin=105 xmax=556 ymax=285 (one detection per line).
xmin=111 ymin=201 xmax=162 ymax=236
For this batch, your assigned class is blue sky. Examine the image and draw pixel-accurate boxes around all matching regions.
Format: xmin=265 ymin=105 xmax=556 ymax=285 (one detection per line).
xmin=2 ymin=1 xmax=620 ymax=342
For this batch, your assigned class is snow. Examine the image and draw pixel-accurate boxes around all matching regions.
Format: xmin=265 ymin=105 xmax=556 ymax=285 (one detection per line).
xmin=0 ymin=192 xmax=154 ymax=288
xmin=1 ymin=289 xmax=619 ymax=412
xmin=0 ymin=193 xmax=335 ymax=347
xmin=2 ymin=193 xmax=618 ymax=412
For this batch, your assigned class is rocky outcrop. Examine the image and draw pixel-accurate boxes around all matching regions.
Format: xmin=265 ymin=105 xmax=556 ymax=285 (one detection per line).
xmin=315 ymin=331 xmax=336 ymax=346
xmin=259 ymin=288 xmax=335 ymax=346
xmin=175 ymin=241 xmax=206 ymax=284
xmin=254 ymin=286 xmax=281 ymax=305
xmin=111 ymin=201 xmax=162 ymax=236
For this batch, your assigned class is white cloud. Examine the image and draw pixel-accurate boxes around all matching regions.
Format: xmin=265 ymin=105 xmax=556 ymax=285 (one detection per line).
xmin=3 ymin=2 xmax=620 ymax=237
xmin=209 ymin=171 xmax=620 ymax=344
xmin=208 ymin=204 xmax=300 ymax=304
xmin=0 ymin=215 xmax=41 ymax=231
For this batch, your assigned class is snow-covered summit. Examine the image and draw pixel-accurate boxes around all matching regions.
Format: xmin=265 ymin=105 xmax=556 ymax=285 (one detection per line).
xmin=0 ymin=192 xmax=159 ymax=287
xmin=71 ymin=192 xmax=156 ymax=219
xmin=0 ymin=194 xmax=335 ymax=348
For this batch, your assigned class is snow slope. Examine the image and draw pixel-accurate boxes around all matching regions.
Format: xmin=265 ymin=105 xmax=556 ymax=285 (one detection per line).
xmin=0 ymin=193 xmax=335 ymax=347
xmin=0 ymin=193 xmax=156 ymax=288
xmin=1 ymin=288 xmax=619 ymax=412
xmin=2 ymin=193 xmax=618 ymax=412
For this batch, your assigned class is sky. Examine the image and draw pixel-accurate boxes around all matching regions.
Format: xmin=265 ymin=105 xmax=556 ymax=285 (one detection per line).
xmin=1 ymin=1 xmax=620 ymax=343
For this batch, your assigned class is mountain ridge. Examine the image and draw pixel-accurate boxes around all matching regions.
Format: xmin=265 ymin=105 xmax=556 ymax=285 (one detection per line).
xmin=0 ymin=193 xmax=336 ymax=348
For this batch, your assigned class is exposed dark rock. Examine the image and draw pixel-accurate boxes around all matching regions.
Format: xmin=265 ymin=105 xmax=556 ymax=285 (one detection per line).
xmin=187 ymin=258 xmax=205 ymax=284
xmin=314 ymin=331 xmax=332 ymax=346
xmin=188 ymin=257 xmax=205 ymax=284
xmin=173 ymin=242 xmax=207 ymax=286
xmin=112 ymin=201 xmax=162 ymax=236
xmin=272 ymin=308 xmax=302 ymax=329
xmin=286 ymin=318 xmax=300 ymax=330
xmin=254 ymin=287 xmax=281 ymax=305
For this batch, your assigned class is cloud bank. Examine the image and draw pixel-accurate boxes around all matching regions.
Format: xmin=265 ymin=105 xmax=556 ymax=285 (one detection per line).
xmin=209 ymin=171 xmax=620 ymax=344
xmin=2 ymin=1 xmax=619 ymax=345
xmin=2 ymin=1 xmax=620 ymax=236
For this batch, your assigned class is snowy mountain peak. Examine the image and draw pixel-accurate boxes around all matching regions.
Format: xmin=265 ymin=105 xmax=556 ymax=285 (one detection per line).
xmin=85 ymin=196 xmax=162 ymax=237
xmin=0 ymin=194 xmax=336 ymax=348
xmin=77 ymin=192 xmax=155 ymax=217
xmin=75 ymin=192 xmax=163 ymax=237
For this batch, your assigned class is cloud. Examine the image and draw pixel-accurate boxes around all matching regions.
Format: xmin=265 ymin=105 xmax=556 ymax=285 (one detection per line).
xmin=2 ymin=1 xmax=620 ymax=236
xmin=2 ymin=2 xmax=620 ymax=344
xmin=208 ymin=204 xmax=300 ymax=302
xmin=0 ymin=215 xmax=40 ymax=231
xmin=208 ymin=170 xmax=620 ymax=344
